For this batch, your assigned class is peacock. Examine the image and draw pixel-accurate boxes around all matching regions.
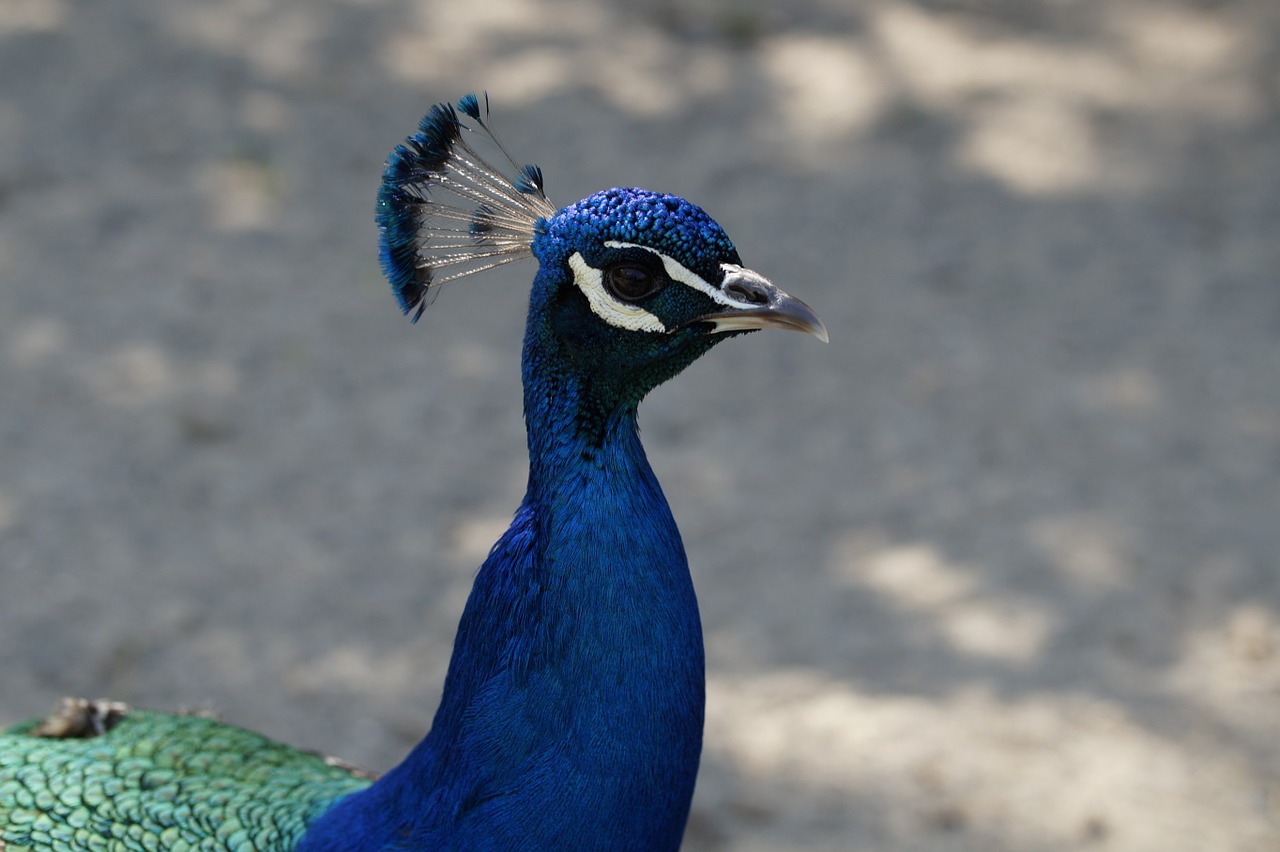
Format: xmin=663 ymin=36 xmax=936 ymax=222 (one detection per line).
xmin=0 ymin=93 xmax=825 ymax=852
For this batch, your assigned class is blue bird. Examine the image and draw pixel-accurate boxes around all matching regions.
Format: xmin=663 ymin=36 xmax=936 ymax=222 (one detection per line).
xmin=0 ymin=93 xmax=825 ymax=852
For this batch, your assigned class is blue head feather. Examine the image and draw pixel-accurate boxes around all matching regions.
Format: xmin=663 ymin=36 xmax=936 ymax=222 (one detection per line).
xmin=514 ymin=164 xmax=546 ymax=197
xmin=456 ymin=92 xmax=483 ymax=121
xmin=534 ymin=187 xmax=741 ymax=281
xmin=375 ymin=102 xmax=463 ymax=320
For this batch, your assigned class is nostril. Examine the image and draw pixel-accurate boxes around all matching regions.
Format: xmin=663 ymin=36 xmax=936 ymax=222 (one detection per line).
xmin=724 ymin=279 xmax=770 ymax=305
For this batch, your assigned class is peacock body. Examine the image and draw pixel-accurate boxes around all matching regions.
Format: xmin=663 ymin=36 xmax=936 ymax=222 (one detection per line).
xmin=1 ymin=94 xmax=824 ymax=852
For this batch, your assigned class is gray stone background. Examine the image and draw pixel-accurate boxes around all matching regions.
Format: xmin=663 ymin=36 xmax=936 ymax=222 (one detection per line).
xmin=1 ymin=0 xmax=1277 ymax=849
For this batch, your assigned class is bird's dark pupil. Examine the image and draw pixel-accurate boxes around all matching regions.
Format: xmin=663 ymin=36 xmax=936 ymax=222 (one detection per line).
xmin=605 ymin=264 xmax=659 ymax=302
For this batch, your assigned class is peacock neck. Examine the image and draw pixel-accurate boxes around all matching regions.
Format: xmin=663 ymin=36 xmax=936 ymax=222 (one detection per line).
xmin=300 ymin=311 xmax=705 ymax=851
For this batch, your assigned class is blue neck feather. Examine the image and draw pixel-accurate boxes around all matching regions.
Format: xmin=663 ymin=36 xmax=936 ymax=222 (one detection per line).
xmin=298 ymin=270 xmax=705 ymax=851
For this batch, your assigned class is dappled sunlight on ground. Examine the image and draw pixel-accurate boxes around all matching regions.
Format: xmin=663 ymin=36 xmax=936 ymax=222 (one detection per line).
xmin=1170 ymin=600 xmax=1280 ymax=730
xmin=832 ymin=535 xmax=1055 ymax=663
xmin=705 ymin=669 xmax=1275 ymax=851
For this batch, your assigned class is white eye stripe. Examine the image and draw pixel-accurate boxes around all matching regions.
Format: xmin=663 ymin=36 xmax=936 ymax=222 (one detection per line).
xmin=603 ymin=241 xmax=759 ymax=310
xmin=568 ymin=252 xmax=667 ymax=333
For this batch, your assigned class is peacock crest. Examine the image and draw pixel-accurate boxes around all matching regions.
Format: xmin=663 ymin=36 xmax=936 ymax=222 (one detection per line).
xmin=377 ymin=93 xmax=557 ymax=321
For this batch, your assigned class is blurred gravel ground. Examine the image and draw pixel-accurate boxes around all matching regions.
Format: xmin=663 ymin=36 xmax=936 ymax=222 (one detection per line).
xmin=1 ymin=1 xmax=1278 ymax=849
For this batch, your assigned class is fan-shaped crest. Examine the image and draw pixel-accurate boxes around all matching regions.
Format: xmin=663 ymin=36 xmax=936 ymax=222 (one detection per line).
xmin=377 ymin=93 xmax=556 ymax=321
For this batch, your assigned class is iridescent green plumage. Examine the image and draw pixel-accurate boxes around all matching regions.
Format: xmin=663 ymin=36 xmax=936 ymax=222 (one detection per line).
xmin=0 ymin=707 xmax=372 ymax=851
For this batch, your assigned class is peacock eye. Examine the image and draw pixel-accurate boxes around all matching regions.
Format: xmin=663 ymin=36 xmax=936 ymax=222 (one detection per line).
xmin=604 ymin=264 xmax=662 ymax=302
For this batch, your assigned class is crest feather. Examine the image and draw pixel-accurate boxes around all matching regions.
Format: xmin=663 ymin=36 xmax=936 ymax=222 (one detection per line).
xmin=377 ymin=93 xmax=555 ymax=321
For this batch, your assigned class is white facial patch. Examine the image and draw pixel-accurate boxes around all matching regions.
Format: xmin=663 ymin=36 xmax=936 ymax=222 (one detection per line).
xmin=604 ymin=241 xmax=765 ymax=311
xmin=568 ymin=252 xmax=667 ymax=333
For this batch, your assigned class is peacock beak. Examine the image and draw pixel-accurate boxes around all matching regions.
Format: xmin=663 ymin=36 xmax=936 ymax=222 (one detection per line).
xmin=694 ymin=266 xmax=829 ymax=343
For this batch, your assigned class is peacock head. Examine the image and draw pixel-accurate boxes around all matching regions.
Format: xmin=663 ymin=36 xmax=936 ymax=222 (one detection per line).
xmin=377 ymin=94 xmax=825 ymax=402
